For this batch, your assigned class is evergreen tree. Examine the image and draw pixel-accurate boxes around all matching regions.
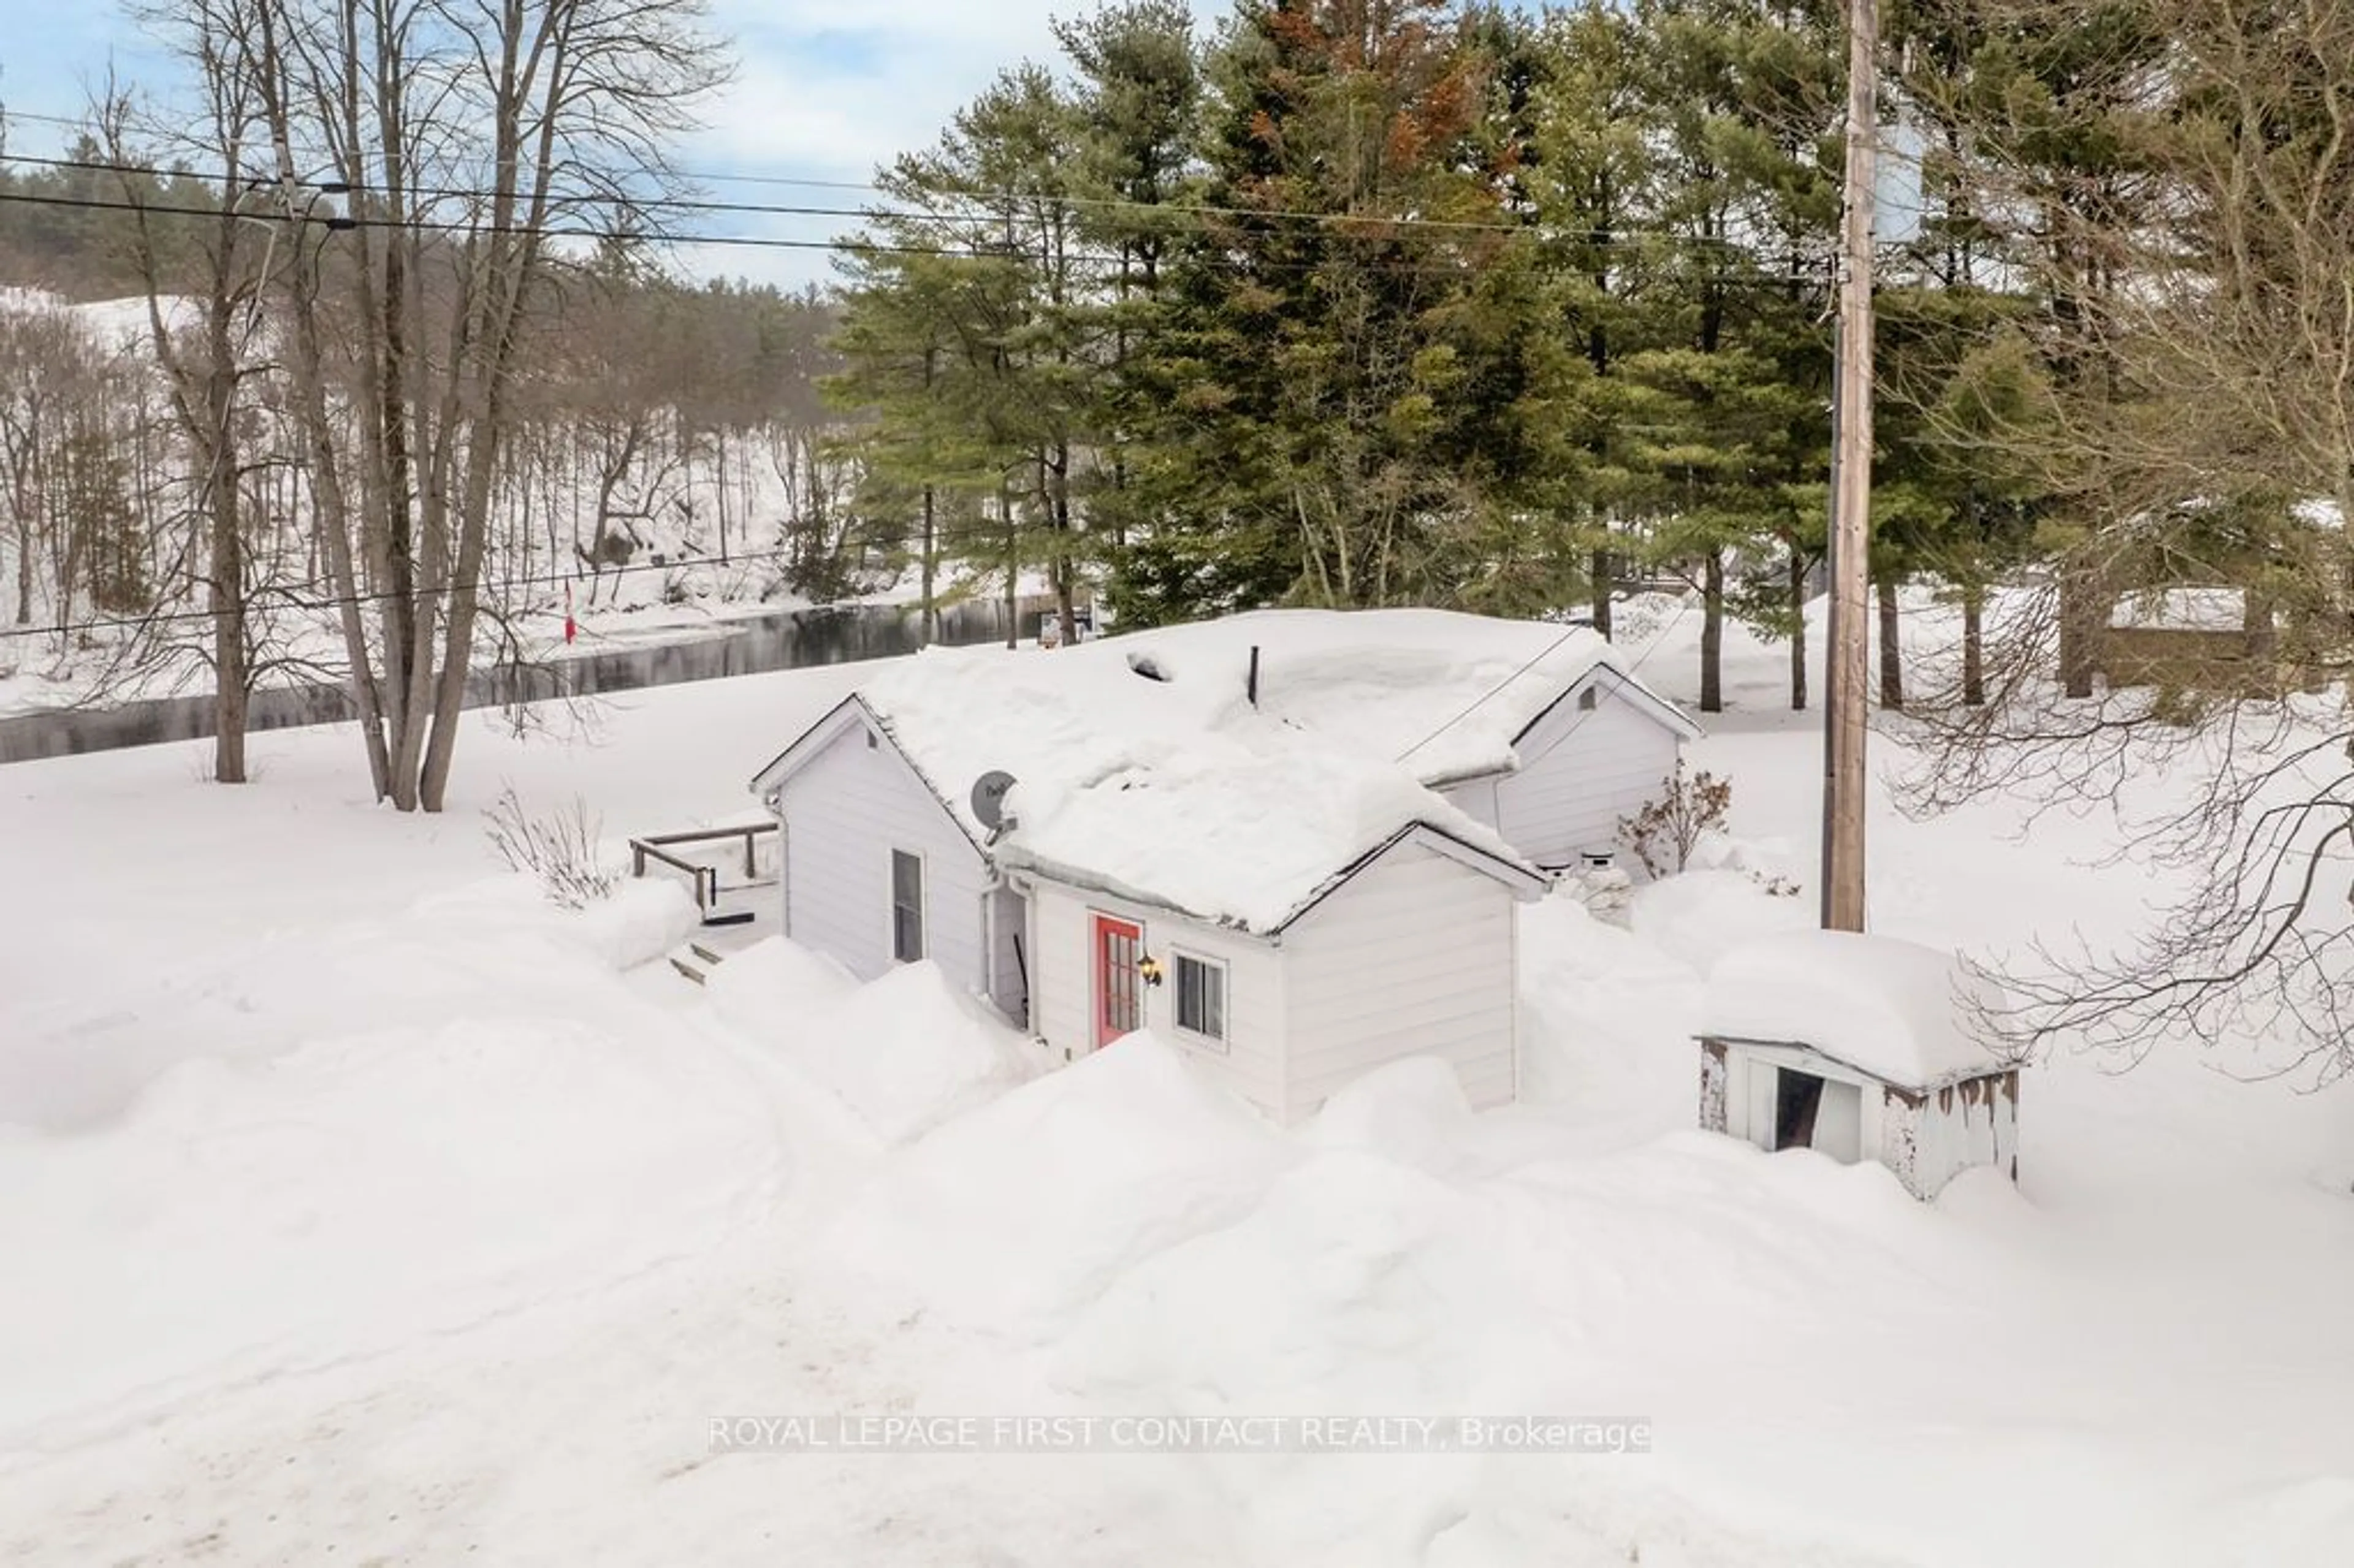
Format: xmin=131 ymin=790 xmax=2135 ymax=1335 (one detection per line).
xmin=1619 ymin=0 xmax=1841 ymax=712
xmin=1127 ymin=0 xmax=1577 ymax=622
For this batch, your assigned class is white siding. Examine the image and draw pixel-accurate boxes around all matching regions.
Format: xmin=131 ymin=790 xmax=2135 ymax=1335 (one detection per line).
xmin=1493 ymin=672 xmax=1683 ymax=870
xmin=1281 ymin=842 xmax=1518 ymax=1118
xmin=986 ymin=887 xmax=1029 ymax=1026
xmin=1718 ymin=1042 xmax=1881 ymax=1162
xmin=1027 ymin=878 xmax=1287 ymax=1116
xmin=774 ymin=720 xmax=989 ymax=992
xmin=1903 ymin=1073 xmax=2019 ymax=1200
xmin=1715 ymin=1040 xmax=2017 ymax=1200
xmin=1438 ymin=775 xmax=1501 ymax=831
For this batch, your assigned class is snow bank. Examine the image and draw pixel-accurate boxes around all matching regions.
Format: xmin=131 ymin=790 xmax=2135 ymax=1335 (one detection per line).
xmin=806 ymin=962 xmax=1034 ymax=1143
xmin=703 ymin=934 xmax=859 ymax=1031
xmin=707 ymin=944 xmax=1031 ymax=1143
xmin=0 ymin=962 xmax=775 ymax=1447
xmin=817 ymin=1033 xmax=1290 ymax=1331
xmin=1700 ymin=929 xmax=2016 ymax=1089
xmin=1301 ymin=1055 xmax=1481 ymax=1175
xmin=1515 ymin=891 xmax=1699 ymax=1128
xmin=1629 ymin=867 xmax=1813 ymax=975
xmin=566 ymin=877 xmax=699 ymax=969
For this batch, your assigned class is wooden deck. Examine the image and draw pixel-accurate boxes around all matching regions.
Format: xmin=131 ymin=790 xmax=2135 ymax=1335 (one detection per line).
xmin=628 ymin=820 xmax=780 ymax=979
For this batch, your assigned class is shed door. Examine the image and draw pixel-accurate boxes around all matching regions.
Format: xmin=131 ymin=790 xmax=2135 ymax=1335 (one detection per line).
xmin=1092 ymin=915 xmax=1143 ymax=1049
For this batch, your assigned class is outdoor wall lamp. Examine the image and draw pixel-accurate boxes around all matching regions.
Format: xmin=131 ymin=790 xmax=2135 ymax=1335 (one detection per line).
xmin=1137 ymin=955 xmax=1165 ymax=986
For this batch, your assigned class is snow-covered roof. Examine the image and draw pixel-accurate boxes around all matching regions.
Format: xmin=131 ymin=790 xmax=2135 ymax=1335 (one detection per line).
xmin=994 ymin=746 xmax=1543 ymax=934
xmin=2291 ymin=497 xmax=2344 ymax=531
xmin=2107 ymin=587 xmax=2250 ymax=633
xmin=750 ymin=609 xmax=1620 ymax=932
xmin=1697 ymin=931 xmax=2016 ymax=1092
xmin=822 ymin=609 xmax=1692 ymax=832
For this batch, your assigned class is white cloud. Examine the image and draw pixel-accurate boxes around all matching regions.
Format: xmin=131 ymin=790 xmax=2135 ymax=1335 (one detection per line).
xmin=671 ymin=1 xmax=1236 ymax=287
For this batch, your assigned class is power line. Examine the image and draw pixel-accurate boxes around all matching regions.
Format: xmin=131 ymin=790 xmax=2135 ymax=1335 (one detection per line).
xmin=0 ymin=185 xmax=1065 ymax=264
xmin=0 ymin=102 xmax=1937 ymax=263
xmin=0 ymin=180 xmax=1845 ymax=291
xmin=1392 ymin=587 xmax=1698 ymax=766
xmin=3 ymin=106 xmax=1545 ymax=237
xmin=0 ymin=144 xmax=1835 ymax=262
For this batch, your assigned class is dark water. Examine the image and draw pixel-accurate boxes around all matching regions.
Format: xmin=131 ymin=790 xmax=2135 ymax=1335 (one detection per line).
xmin=0 ymin=598 xmax=1015 ymax=766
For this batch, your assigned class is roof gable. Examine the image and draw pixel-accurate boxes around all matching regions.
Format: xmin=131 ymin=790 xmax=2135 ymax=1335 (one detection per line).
xmin=990 ymin=745 xmax=1544 ymax=935
xmin=1511 ymin=665 xmax=1705 ymax=759
xmin=748 ymin=693 xmax=984 ymax=854
xmin=1010 ymin=815 xmax=1546 ymax=937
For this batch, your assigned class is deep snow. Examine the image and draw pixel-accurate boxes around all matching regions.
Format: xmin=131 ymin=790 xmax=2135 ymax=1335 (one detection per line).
xmin=2 ymin=597 xmax=2352 ymax=1566
xmin=1700 ymin=928 xmax=2017 ymax=1088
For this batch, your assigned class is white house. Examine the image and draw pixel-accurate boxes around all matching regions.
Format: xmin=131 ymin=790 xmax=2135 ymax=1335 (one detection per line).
xmin=745 ymin=607 xmax=1693 ymax=1119
xmin=1100 ymin=608 xmax=1702 ymax=870
xmin=1694 ymin=930 xmax=2021 ymax=1201
xmin=1000 ymin=748 xmax=1547 ymax=1120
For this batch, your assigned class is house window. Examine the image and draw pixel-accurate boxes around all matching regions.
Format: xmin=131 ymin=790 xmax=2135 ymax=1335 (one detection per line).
xmin=1174 ymin=952 xmax=1227 ymax=1044
xmin=891 ymin=850 xmax=924 ymax=962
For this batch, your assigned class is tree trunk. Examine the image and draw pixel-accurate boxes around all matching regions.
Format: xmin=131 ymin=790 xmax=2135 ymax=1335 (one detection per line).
xmin=920 ymin=484 xmax=937 ymax=647
xmin=714 ymin=427 xmax=730 ymax=565
xmin=1590 ymin=542 xmax=1612 ymax=641
xmin=2058 ymin=567 xmax=2099 ymax=698
xmin=1789 ymin=549 xmax=1808 ymax=710
xmin=1002 ymin=484 xmax=1018 ymax=652
xmin=257 ymin=35 xmax=395 ymax=801
xmin=1962 ymin=585 xmax=1985 ymax=706
xmin=1046 ymin=440 xmax=1078 ymax=652
xmin=12 ymin=516 xmax=30 ymax=625
xmin=202 ymin=292 xmax=248 ymax=785
xmin=1700 ymin=549 xmax=1724 ymax=714
xmin=208 ymin=426 xmax=248 ymax=785
xmin=1876 ymin=574 xmax=1903 ymax=710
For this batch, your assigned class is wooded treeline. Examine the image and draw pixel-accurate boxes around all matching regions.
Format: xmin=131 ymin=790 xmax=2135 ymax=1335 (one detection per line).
xmin=825 ymin=0 xmax=2352 ymax=719
xmin=4 ymin=0 xmax=2350 ymax=820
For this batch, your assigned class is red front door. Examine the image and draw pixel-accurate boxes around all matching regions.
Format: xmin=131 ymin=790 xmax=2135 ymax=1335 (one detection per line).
xmin=1093 ymin=915 xmax=1143 ymax=1049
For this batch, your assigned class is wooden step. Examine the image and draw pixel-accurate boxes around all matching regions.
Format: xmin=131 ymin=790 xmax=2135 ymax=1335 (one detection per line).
xmin=688 ymin=941 xmax=724 ymax=967
xmin=668 ymin=954 xmax=708 ymax=986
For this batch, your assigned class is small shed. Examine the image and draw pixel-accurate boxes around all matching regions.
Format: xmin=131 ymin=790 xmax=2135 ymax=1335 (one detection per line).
xmin=2100 ymin=585 xmax=2268 ymax=692
xmin=1695 ymin=931 xmax=2020 ymax=1201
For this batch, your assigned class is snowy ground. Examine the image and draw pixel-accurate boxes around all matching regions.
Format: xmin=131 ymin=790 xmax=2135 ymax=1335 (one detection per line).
xmin=4 ymin=601 xmax=2353 ymax=1565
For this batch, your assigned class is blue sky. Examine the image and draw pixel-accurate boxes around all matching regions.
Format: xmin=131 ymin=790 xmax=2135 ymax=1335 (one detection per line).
xmin=1 ymin=0 xmax=1244 ymax=289
xmin=17 ymin=1 xmax=1895 ymax=292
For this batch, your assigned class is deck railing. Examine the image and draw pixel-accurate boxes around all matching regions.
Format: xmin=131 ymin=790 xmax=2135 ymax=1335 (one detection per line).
xmin=628 ymin=821 xmax=778 ymax=918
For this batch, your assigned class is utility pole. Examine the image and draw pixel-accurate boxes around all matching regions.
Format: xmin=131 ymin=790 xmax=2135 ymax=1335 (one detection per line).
xmin=1822 ymin=0 xmax=1877 ymax=933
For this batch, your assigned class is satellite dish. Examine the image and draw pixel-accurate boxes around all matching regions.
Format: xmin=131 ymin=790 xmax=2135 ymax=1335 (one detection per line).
xmin=970 ymin=770 xmax=1018 ymax=832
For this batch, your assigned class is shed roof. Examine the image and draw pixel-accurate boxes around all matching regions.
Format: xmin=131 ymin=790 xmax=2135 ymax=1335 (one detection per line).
xmin=2107 ymin=587 xmax=2250 ymax=633
xmin=1697 ymin=930 xmax=2017 ymax=1092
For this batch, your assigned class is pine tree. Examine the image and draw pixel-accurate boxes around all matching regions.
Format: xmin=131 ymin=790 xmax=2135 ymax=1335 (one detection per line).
xmin=1619 ymin=0 xmax=1841 ymax=712
xmin=1127 ymin=0 xmax=1574 ymax=622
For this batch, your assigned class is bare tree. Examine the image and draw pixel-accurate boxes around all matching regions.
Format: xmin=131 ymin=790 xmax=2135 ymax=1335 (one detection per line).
xmin=101 ymin=39 xmax=280 ymax=785
xmin=1903 ymin=0 xmax=2354 ymax=1080
xmin=229 ymin=0 xmax=728 ymax=810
